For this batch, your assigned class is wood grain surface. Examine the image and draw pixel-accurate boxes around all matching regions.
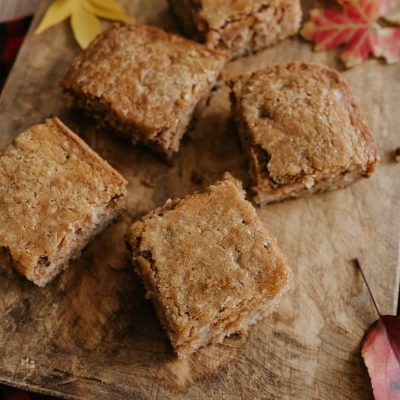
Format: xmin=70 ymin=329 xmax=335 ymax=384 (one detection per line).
xmin=0 ymin=1 xmax=399 ymax=399
xmin=0 ymin=0 xmax=40 ymax=22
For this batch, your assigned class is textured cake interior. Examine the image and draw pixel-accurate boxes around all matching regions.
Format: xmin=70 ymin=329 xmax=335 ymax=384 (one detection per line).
xmin=169 ymin=0 xmax=302 ymax=58
xmin=0 ymin=202 xmax=123 ymax=287
xmin=128 ymin=174 xmax=290 ymax=357
xmin=34 ymin=200 xmax=124 ymax=287
xmin=235 ymin=113 xmax=371 ymax=205
xmin=69 ymin=89 xmax=212 ymax=160
xmin=0 ymin=118 xmax=127 ymax=286
xmin=230 ymin=62 xmax=379 ymax=204
xmin=61 ymin=24 xmax=228 ymax=157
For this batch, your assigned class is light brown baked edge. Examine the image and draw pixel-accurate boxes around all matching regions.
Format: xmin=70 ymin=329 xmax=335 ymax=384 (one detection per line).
xmin=168 ymin=0 xmax=302 ymax=59
xmin=26 ymin=200 xmax=124 ymax=287
xmin=229 ymin=65 xmax=379 ymax=205
xmin=130 ymin=235 xmax=289 ymax=357
xmin=60 ymin=23 xmax=229 ymax=158
xmin=50 ymin=118 xmax=128 ymax=188
xmin=1 ymin=118 xmax=128 ymax=286
xmin=126 ymin=174 xmax=291 ymax=356
xmin=63 ymin=83 xmax=215 ymax=160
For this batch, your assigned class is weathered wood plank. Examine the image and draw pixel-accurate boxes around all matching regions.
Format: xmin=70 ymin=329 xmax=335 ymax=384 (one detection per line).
xmin=0 ymin=1 xmax=399 ymax=399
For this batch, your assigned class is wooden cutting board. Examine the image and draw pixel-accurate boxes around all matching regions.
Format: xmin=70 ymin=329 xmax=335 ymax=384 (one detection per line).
xmin=0 ymin=1 xmax=399 ymax=399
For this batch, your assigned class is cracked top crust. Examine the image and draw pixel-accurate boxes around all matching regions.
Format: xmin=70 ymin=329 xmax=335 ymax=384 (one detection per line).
xmin=0 ymin=118 xmax=127 ymax=279
xmin=61 ymin=23 xmax=229 ymax=151
xmin=196 ymin=0 xmax=292 ymax=30
xmin=230 ymin=62 xmax=379 ymax=185
xmin=128 ymin=173 xmax=289 ymax=344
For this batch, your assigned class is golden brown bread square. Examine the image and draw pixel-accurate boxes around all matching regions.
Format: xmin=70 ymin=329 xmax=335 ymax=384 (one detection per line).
xmin=0 ymin=118 xmax=127 ymax=286
xmin=61 ymin=23 xmax=229 ymax=158
xmin=229 ymin=62 xmax=379 ymax=205
xmin=126 ymin=173 xmax=290 ymax=357
xmin=168 ymin=0 xmax=302 ymax=59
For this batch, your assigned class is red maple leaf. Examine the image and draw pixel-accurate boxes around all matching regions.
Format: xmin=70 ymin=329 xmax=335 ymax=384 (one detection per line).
xmin=301 ymin=0 xmax=400 ymax=68
xmin=354 ymin=259 xmax=400 ymax=400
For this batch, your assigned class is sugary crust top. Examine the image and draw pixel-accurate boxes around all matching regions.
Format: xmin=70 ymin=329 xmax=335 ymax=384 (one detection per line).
xmin=231 ymin=62 xmax=379 ymax=184
xmin=128 ymin=174 xmax=289 ymax=340
xmin=61 ymin=23 xmax=228 ymax=145
xmin=197 ymin=0 xmax=298 ymax=30
xmin=0 ymin=118 xmax=127 ymax=276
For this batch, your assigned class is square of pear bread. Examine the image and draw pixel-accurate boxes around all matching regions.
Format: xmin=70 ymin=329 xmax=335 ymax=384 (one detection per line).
xmin=126 ymin=173 xmax=290 ymax=357
xmin=61 ymin=23 xmax=229 ymax=158
xmin=229 ymin=62 xmax=379 ymax=205
xmin=0 ymin=118 xmax=127 ymax=286
xmin=168 ymin=0 xmax=302 ymax=59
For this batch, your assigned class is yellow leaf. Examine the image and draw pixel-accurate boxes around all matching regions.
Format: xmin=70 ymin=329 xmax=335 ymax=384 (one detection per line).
xmin=84 ymin=0 xmax=131 ymax=22
xmin=85 ymin=0 xmax=131 ymax=22
xmin=35 ymin=0 xmax=77 ymax=34
xmin=88 ymin=0 xmax=126 ymax=14
xmin=70 ymin=7 xmax=101 ymax=49
xmin=35 ymin=0 xmax=130 ymax=48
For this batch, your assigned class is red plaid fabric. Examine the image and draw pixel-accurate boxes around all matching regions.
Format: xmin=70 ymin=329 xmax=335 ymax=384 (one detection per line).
xmin=0 ymin=386 xmax=31 ymax=400
xmin=0 ymin=16 xmax=36 ymax=399
xmin=0 ymin=385 xmax=53 ymax=400
xmin=0 ymin=15 xmax=49 ymax=400
xmin=0 ymin=15 xmax=32 ymax=91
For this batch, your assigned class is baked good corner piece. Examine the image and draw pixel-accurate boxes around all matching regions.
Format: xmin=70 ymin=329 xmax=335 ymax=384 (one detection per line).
xmin=61 ymin=23 xmax=229 ymax=158
xmin=126 ymin=173 xmax=290 ymax=357
xmin=229 ymin=62 xmax=379 ymax=205
xmin=168 ymin=0 xmax=302 ymax=59
xmin=0 ymin=118 xmax=127 ymax=286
